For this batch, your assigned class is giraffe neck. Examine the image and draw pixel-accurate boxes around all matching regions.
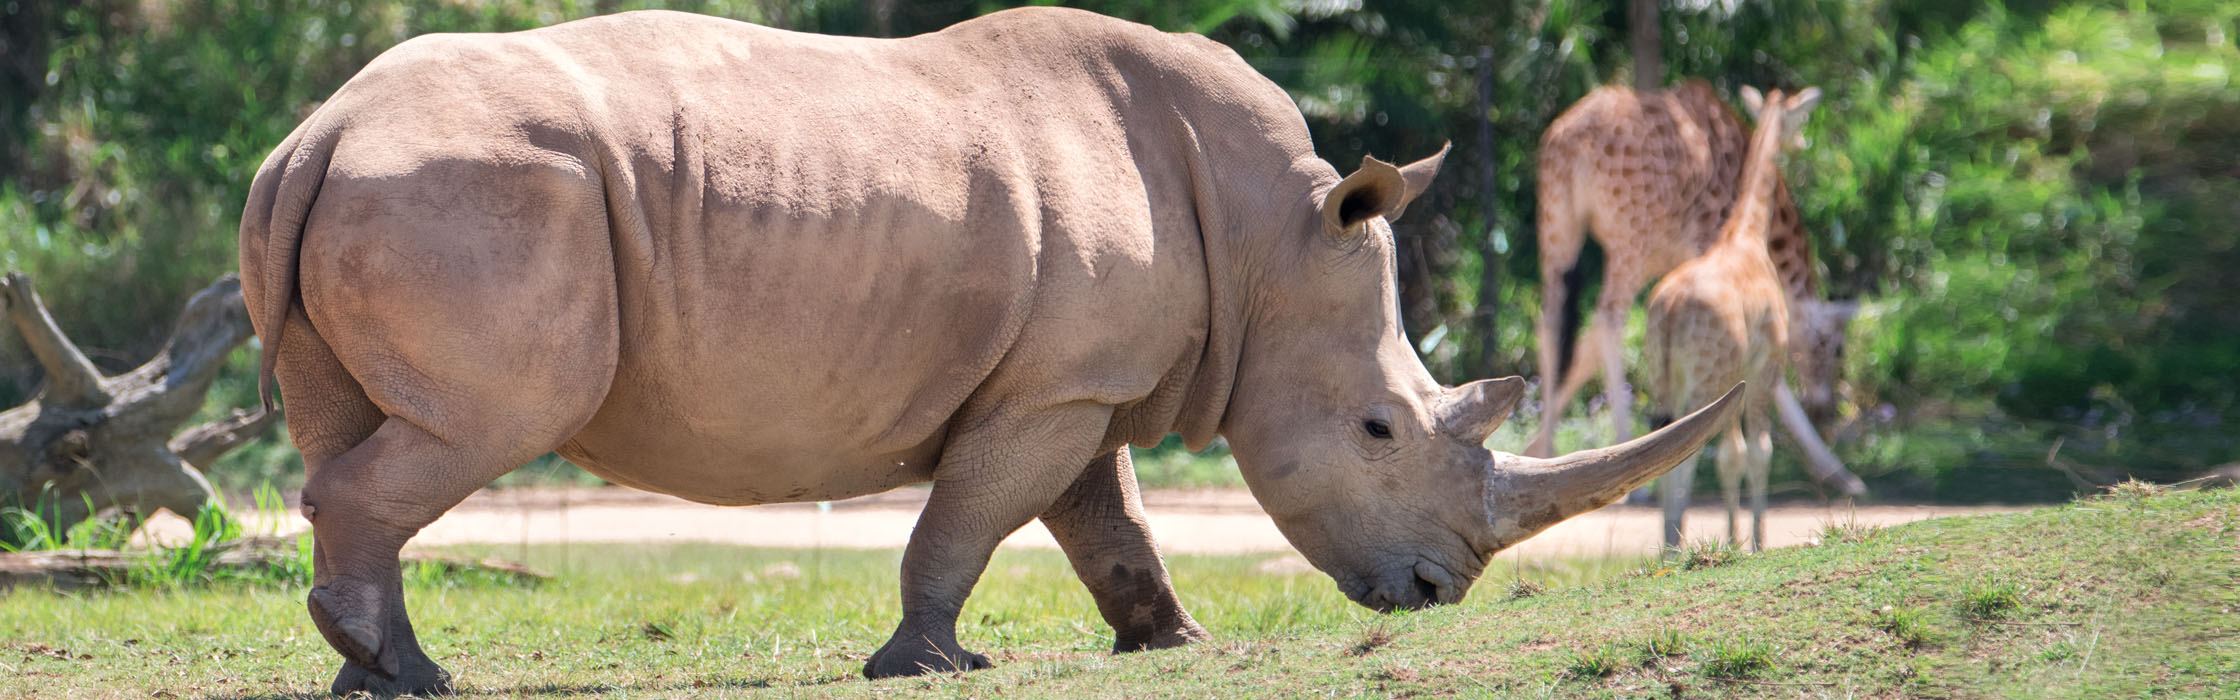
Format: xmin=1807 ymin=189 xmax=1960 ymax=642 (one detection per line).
xmin=1767 ymin=177 xmax=1822 ymax=305
xmin=1715 ymin=102 xmax=1791 ymax=253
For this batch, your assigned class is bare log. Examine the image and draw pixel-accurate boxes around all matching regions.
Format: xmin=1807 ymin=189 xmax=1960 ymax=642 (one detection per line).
xmin=0 ymin=540 xmax=545 ymax=590
xmin=1 ymin=272 xmax=273 ymax=538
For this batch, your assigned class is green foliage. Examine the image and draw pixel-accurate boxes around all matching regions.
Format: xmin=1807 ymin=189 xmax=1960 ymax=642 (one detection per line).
xmin=1127 ymin=436 xmax=1243 ymax=489
xmin=136 ymin=501 xmax=244 ymax=587
xmin=0 ymin=486 xmax=135 ymax=552
xmin=3 ymin=0 xmax=2234 ymax=499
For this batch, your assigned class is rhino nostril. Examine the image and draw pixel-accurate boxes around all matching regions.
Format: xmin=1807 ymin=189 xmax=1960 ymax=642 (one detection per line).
xmin=1409 ymin=574 xmax=1440 ymax=609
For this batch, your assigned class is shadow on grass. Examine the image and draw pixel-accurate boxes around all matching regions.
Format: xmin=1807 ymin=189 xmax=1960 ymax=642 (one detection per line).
xmin=204 ymin=673 xmax=856 ymax=700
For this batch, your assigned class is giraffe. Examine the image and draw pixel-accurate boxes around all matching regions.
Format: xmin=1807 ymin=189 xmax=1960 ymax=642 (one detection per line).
xmin=1643 ymin=86 xmax=1848 ymax=552
xmin=1524 ymin=79 xmax=1858 ymax=467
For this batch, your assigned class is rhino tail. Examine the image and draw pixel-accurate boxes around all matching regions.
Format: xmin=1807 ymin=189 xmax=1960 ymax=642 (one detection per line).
xmin=239 ymin=119 xmax=342 ymax=412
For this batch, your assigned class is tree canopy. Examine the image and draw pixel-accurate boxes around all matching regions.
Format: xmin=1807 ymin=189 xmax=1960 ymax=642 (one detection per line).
xmin=3 ymin=0 xmax=2232 ymax=500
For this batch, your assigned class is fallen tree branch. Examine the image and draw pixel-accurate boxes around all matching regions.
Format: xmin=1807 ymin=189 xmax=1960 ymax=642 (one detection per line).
xmin=170 ymin=409 xmax=282 ymax=468
xmin=0 ymin=539 xmax=545 ymax=591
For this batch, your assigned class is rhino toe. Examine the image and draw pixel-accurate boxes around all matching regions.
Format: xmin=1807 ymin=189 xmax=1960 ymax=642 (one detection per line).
xmin=308 ymin=583 xmax=391 ymax=677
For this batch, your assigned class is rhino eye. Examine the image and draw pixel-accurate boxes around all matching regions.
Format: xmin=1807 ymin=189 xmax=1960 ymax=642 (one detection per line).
xmin=1362 ymin=419 xmax=1393 ymax=440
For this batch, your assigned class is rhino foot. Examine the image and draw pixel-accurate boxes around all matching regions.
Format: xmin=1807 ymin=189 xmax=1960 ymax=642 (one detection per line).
xmin=332 ymin=660 xmax=454 ymax=698
xmin=863 ymin=636 xmax=994 ymax=679
xmin=1114 ymin=621 xmax=1212 ymax=653
xmin=308 ymin=581 xmax=393 ymax=676
xmin=310 ymin=579 xmax=453 ymax=697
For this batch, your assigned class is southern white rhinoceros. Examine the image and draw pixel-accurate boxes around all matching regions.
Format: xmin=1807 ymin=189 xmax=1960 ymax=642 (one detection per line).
xmin=239 ymin=7 xmax=1740 ymax=694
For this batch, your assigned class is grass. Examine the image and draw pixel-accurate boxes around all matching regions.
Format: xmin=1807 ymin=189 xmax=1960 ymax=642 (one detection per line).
xmin=1 ymin=488 xmax=2234 ymax=698
xmin=1697 ymin=637 xmax=1777 ymax=679
xmin=1876 ymin=604 xmax=1944 ymax=648
xmin=1960 ymin=580 xmax=2026 ymax=621
xmin=1673 ymin=537 xmax=1741 ymax=570
xmin=1641 ymin=627 xmax=1691 ymax=658
xmin=1562 ymin=642 xmax=1636 ymax=679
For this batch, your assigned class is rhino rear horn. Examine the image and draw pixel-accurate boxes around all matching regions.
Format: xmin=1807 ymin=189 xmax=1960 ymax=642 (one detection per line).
xmin=1438 ymin=376 xmax=1526 ymax=444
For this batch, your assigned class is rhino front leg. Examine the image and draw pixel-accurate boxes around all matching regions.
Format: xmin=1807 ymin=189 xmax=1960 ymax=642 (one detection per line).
xmin=1041 ymin=449 xmax=1210 ymax=652
xmin=864 ymin=402 xmax=1114 ymax=679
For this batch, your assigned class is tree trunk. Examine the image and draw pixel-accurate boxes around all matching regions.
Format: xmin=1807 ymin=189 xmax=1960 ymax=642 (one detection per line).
xmin=1465 ymin=44 xmax=1505 ymax=380
xmin=1 ymin=272 xmax=276 ymax=539
xmin=1631 ymin=0 xmax=1662 ymax=91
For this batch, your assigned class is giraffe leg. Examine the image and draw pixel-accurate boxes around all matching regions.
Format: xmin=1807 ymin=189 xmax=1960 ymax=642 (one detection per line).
xmin=1745 ymin=406 xmax=1773 ymax=552
xmin=1528 ymin=333 xmax=1603 ymax=458
xmin=1659 ymin=447 xmax=1701 ymax=552
xmin=1598 ymin=318 xmax=1634 ymax=444
xmin=1714 ymin=422 xmax=1747 ymax=547
xmin=1589 ymin=257 xmax=1652 ymax=448
xmin=1529 ymin=176 xmax=1586 ymax=459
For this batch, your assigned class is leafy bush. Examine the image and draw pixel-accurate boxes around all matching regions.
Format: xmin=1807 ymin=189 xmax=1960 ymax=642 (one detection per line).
xmin=3 ymin=0 xmax=2233 ymax=499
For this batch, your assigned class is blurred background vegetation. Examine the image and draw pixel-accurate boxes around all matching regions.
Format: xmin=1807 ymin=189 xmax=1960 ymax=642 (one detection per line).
xmin=2 ymin=0 xmax=2233 ymax=502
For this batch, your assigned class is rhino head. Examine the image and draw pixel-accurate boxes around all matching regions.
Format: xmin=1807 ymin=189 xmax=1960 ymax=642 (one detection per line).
xmin=1221 ymin=146 xmax=1742 ymax=612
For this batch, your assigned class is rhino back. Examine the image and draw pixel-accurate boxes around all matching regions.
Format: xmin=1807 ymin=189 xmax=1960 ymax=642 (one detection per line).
xmin=290 ymin=9 xmax=1224 ymax=504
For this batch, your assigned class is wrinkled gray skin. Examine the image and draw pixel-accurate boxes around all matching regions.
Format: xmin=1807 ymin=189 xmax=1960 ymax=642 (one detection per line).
xmin=239 ymin=8 xmax=1742 ymax=696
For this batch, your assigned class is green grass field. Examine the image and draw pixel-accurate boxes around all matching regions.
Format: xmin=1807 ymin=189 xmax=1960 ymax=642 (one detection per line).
xmin=4 ymin=487 xmax=2233 ymax=699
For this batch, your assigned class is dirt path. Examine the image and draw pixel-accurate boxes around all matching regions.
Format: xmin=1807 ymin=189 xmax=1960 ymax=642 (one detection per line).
xmin=144 ymin=487 xmax=2024 ymax=561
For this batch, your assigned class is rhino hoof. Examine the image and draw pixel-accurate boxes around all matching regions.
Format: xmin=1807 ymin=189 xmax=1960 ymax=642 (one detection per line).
xmin=308 ymin=584 xmax=392 ymax=677
xmin=862 ymin=643 xmax=994 ymax=679
xmin=333 ymin=661 xmax=455 ymax=698
xmin=1115 ymin=622 xmax=1212 ymax=653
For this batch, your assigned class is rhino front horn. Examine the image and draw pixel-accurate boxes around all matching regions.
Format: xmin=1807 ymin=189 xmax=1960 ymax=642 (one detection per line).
xmin=1482 ymin=382 xmax=1745 ymax=546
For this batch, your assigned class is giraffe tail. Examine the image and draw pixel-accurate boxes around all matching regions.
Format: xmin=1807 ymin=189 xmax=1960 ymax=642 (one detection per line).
xmin=1552 ymin=259 xmax=1589 ymax=380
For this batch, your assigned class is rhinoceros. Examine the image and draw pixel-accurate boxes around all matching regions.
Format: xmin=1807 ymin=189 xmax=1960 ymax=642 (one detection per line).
xmin=238 ymin=7 xmax=1739 ymax=694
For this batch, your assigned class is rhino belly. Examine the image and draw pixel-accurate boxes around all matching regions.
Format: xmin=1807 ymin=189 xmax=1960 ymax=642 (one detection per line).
xmin=554 ymin=427 xmax=944 ymax=506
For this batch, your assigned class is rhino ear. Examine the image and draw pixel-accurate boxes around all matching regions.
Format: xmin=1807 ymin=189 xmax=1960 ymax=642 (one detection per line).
xmin=1393 ymin=142 xmax=1449 ymax=221
xmin=1321 ymin=145 xmax=1448 ymax=236
xmin=1321 ymin=156 xmax=1407 ymax=236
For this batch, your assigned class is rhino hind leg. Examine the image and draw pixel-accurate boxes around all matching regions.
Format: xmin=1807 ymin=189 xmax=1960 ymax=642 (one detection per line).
xmin=301 ymin=418 xmax=529 ymax=696
xmin=281 ymin=338 xmax=606 ymax=695
xmin=1041 ymin=449 xmax=1210 ymax=653
xmin=864 ymin=402 xmax=1118 ymax=679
